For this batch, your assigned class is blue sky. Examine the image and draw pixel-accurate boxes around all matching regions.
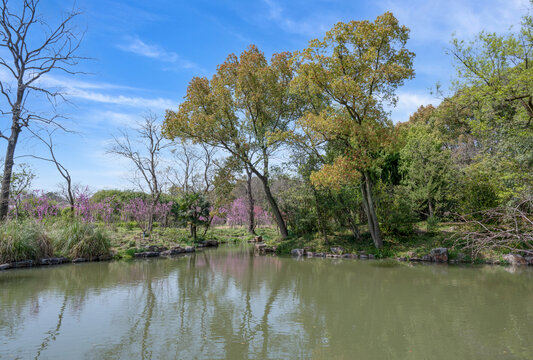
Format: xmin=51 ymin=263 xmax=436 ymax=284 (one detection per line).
xmin=2 ymin=0 xmax=529 ymax=191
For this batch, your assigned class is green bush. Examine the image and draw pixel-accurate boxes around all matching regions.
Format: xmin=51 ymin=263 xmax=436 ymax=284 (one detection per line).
xmin=379 ymin=187 xmax=418 ymax=237
xmin=53 ymin=220 xmax=111 ymax=259
xmin=0 ymin=220 xmax=52 ymax=263
xmin=426 ymin=216 xmax=439 ymax=233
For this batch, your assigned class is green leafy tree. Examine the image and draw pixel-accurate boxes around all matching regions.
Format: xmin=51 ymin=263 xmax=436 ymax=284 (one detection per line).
xmin=448 ymin=8 xmax=533 ymax=196
xmin=292 ymin=12 xmax=415 ymax=248
xmin=172 ymin=192 xmax=210 ymax=242
xmin=399 ymin=122 xmax=454 ymax=218
xmin=163 ymin=45 xmax=302 ymax=238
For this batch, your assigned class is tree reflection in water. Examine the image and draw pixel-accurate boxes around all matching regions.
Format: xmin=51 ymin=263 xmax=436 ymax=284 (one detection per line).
xmin=1 ymin=245 xmax=533 ymax=359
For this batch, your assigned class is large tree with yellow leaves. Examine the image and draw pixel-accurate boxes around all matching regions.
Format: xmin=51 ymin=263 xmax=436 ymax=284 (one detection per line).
xmin=163 ymin=45 xmax=302 ymax=238
xmin=292 ymin=12 xmax=415 ymax=248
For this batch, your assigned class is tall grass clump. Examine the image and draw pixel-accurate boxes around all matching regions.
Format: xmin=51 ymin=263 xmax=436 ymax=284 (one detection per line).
xmin=53 ymin=220 xmax=111 ymax=259
xmin=0 ymin=220 xmax=53 ymax=263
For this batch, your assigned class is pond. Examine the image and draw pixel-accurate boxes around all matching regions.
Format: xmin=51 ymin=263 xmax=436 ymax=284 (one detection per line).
xmin=1 ymin=244 xmax=533 ymax=359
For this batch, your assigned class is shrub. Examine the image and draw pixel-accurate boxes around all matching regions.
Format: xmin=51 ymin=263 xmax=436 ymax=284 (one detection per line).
xmin=0 ymin=220 xmax=52 ymax=263
xmin=379 ymin=187 xmax=418 ymax=237
xmin=53 ymin=220 xmax=111 ymax=259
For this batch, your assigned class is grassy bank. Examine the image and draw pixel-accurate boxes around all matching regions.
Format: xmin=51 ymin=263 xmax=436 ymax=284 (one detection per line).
xmin=0 ymin=220 xmax=279 ymax=264
xmin=0 ymin=220 xmax=525 ymax=266
xmin=267 ymin=222 xmax=525 ymax=264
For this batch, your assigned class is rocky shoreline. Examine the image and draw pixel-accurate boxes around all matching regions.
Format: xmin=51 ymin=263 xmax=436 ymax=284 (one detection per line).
xmin=0 ymin=240 xmax=219 ymax=272
xmin=254 ymin=241 xmax=533 ymax=266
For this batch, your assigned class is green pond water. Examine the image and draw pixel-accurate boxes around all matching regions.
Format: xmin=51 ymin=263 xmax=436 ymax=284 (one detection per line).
xmin=1 ymin=244 xmax=533 ymax=360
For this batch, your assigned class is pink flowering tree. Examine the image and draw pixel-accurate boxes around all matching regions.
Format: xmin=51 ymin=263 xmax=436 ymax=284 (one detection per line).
xmin=254 ymin=205 xmax=273 ymax=227
xmin=121 ymin=198 xmax=153 ymax=236
xmin=226 ymin=198 xmax=248 ymax=227
xmin=225 ymin=197 xmax=272 ymax=228
xmin=21 ymin=191 xmax=59 ymax=221
xmin=153 ymin=201 xmax=173 ymax=227
xmin=91 ymin=196 xmax=116 ymax=224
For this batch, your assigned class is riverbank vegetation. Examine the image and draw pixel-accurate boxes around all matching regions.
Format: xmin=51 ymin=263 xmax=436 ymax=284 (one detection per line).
xmin=0 ymin=2 xmax=532 ymax=268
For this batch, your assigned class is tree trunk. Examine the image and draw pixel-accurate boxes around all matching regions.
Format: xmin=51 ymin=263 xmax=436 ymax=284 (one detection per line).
xmin=428 ymin=198 xmax=434 ymax=218
xmin=245 ymin=166 xmax=256 ymax=235
xmin=346 ymin=211 xmax=361 ymax=241
xmin=360 ymin=171 xmax=383 ymax=248
xmin=191 ymin=223 xmax=197 ymax=242
xmin=312 ymin=187 xmax=328 ymax=244
xmin=257 ymin=175 xmax=288 ymax=238
xmin=0 ymin=126 xmax=21 ymax=220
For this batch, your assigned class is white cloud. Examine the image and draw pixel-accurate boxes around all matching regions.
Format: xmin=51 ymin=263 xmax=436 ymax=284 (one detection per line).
xmin=380 ymin=0 xmax=530 ymax=43
xmin=262 ymin=0 xmax=335 ymax=37
xmin=68 ymin=89 xmax=175 ymax=110
xmin=118 ymin=36 xmax=203 ymax=72
xmin=30 ymin=74 xmax=177 ymax=111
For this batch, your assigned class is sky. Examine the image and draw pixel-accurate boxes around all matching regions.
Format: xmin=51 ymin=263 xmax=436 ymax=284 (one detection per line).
xmin=0 ymin=0 xmax=530 ymax=192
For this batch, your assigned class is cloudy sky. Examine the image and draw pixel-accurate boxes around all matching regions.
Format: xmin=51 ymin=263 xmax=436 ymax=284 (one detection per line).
xmin=1 ymin=0 xmax=529 ymax=191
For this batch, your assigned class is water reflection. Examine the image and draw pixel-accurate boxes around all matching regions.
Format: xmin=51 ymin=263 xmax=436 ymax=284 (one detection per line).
xmin=1 ymin=245 xmax=533 ymax=359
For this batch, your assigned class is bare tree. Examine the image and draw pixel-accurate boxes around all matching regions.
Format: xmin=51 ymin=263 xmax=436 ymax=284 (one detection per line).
xmin=18 ymin=130 xmax=75 ymax=211
xmin=108 ymin=114 xmax=169 ymax=234
xmin=0 ymin=0 xmax=84 ymax=219
xmin=454 ymin=198 xmax=533 ymax=258
xmin=167 ymin=141 xmax=200 ymax=195
xmin=167 ymin=141 xmax=217 ymax=196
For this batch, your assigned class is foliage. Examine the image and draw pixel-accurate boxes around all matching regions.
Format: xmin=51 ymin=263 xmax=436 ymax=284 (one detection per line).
xmin=292 ymin=12 xmax=415 ymax=248
xmin=0 ymin=220 xmax=52 ymax=263
xmin=377 ymin=185 xmax=418 ymax=236
xmin=52 ymin=220 xmax=111 ymax=259
xmin=163 ymin=44 xmax=302 ymax=238
xmin=172 ymin=192 xmax=210 ymax=241
xmin=398 ymin=121 xmax=455 ymax=217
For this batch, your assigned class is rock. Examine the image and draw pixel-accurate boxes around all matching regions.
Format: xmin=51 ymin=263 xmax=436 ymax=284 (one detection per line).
xmin=525 ymin=256 xmax=533 ymax=266
xmin=359 ymin=254 xmax=369 ymax=260
xmin=307 ymin=252 xmax=314 ymax=257
xmin=72 ymin=258 xmax=87 ymax=263
xmin=314 ymin=252 xmax=325 ymax=257
xmin=429 ymin=248 xmax=448 ymax=263
xmin=40 ymin=257 xmax=65 ymax=265
xmin=330 ymin=247 xmax=344 ymax=255
xmin=254 ymin=243 xmax=276 ymax=255
xmin=502 ymin=254 xmax=527 ymax=266
xmin=342 ymin=254 xmax=354 ymax=259
xmin=291 ymin=249 xmax=305 ymax=257
xmin=133 ymin=252 xmax=160 ymax=258
xmin=12 ymin=260 xmax=33 ymax=268
xmin=98 ymin=254 xmax=112 ymax=261
xmin=254 ymin=236 xmax=263 ymax=243
xmin=0 ymin=263 xmax=11 ymax=270
xmin=326 ymin=253 xmax=341 ymax=258
xmin=184 ymin=246 xmax=195 ymax=253
xmin=421 ymin=255 xmax=432 ymax=262
xmin=368 ymin=254 xmax=376 ymax=260
xmin=161 ymin=247 xmax=184 ymax=256
xmin=397 ymin=257 xmax=407 ymax=262
xmin=198 ymin=240 xmax=218 ymax=248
